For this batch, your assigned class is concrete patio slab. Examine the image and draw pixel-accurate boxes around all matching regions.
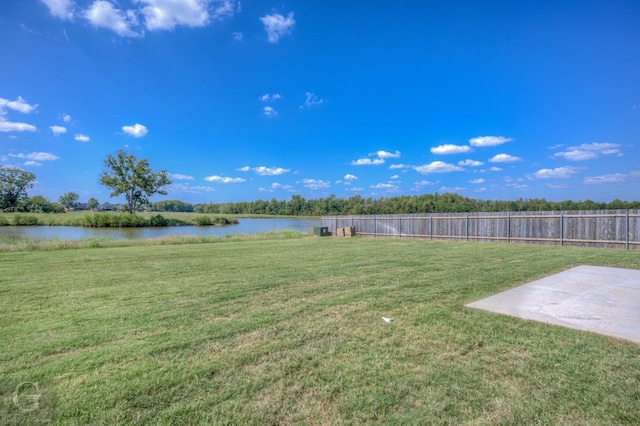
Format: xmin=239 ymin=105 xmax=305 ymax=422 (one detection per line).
xmin=465 ymin=265 xmax=640 ymax=344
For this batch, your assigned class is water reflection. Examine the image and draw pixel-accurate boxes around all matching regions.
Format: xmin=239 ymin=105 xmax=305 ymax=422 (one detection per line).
xmin=0 ymin=218 xmax=321 ymax=241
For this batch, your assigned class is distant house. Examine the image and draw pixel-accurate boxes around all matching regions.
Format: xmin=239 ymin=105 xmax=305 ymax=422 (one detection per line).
xmin=100 ymin=202 xmax=113 ymax=211
xmin=74 ymin=203 xmax=89 ymax=211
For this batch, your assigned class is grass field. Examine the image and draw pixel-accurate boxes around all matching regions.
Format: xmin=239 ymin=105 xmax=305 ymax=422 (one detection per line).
xmin=1 ymin=236 xmax=640 ymax=424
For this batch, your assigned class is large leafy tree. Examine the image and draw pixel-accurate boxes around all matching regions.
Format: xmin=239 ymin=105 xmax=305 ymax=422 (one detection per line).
xmin=58 ymin=192 xmax=79 ymax=210
xmin=99 ymin=150 xmax=172 ymax=213
xmin=0 ymin=166 xmax=36 ymax=211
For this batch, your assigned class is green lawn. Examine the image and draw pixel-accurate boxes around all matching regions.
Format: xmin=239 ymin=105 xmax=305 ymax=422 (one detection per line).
xmin=1 ymin=237 xmax=639 ymax=424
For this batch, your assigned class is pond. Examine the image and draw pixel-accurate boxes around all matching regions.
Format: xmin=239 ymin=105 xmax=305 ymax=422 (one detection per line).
xmin=0 ymin=218 xmax=321 ymax=241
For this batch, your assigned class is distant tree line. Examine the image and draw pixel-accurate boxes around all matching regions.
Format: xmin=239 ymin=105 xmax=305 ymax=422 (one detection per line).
xmin=190 ymin=193 xmax=640 ymax=216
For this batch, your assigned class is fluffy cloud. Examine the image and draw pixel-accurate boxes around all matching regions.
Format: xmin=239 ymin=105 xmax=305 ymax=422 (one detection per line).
xmin=302 ymin=178 xmax=330 ymax=189
xmin=41 ymin=0 xmax=75 ymax=20
xmin=351 ymin=158 xmax=384 ymax=166
xmin=0 ymin=96 xmax=38 ymax=132
xmin=583 ymin=173 xmax=626 ymax=185
xmin=139 ymin=0 xmax=212 ymax=30
xmin=53 ymin=0 xmax=238 ymax=37
xmin=75 ymin=133 xmax=90 ymax=142
xmin=204 ymin=175 xmax=246 ymax=183
xmin=389 ymin=164 xmax=411 ymax=170
xmin=375 ymin=150 xmax=401 ymax=159
xmin=84 ymin=1 xmax=141 ymax=37
xmin=469 ymin=136 xmax=513 ymax=147
xmin=9 ymin=152 xmax=59 ymax=162
xmin=431 ymin=144 xmax=472 ymax=155
xmin=488 ymin=153 xmax=522 ymax=163
xmin=351 ymin=149 xmax=400 ymax=166
xmin=301 ymin=92 xmax=324 ymax=108
xmin=533 ymin=166 xmax=579 ymax=179
xmin=260 ymin=12 xmax=295 ymax=43
xmin=458 ymin=159 xmax=484 ymax=167
xmin=469 ymin=178 xmax=485 ymax=184
xmin=62 ymin=113 xmax=71 ymax=122
xmin=344 ymin=174 xmax=358 ymax=181
xmin=263 ymin=106 xmax=277 ymax=117
xmin=553 ymin=143 xmax=621 ymax=161
xmin=254 ymin=166 xmax=290 ymax=176
xmin=50 ymin=125 xmax=67 ymax=136
xmin=414 ymin=161 xmax=464 ymax=174
xmin=259 ymin=93 xmax=281 ymax=102
xmin=168 ymin=173 xmax=194 ymax=180
xmin=122 ymin=123 xmax=148 ymax=138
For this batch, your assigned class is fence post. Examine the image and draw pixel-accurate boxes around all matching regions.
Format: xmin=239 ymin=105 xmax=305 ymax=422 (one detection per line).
xmin=429 ymin=216 xmax=433 ymax=239
xmin=335 ymin=217 xmax=338 ymax=235
xmin=507 ymin=212 xmax=511 ymax=243
xmin=399 ymin=216 xmax=402 ymax=238
xmin=465 ymin=213 xmax=469 ymax=241
xmin=560 ymin=213 xmax=564 ymax=246
xmin=626 ymin=211 xmax=629 ymax=250
xmin=374 ymin=215 xmax=377 ymax=238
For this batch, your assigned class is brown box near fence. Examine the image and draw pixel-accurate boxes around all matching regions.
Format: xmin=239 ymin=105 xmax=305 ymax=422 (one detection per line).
xmin=336 ymin=226 xmax=356 ymax=237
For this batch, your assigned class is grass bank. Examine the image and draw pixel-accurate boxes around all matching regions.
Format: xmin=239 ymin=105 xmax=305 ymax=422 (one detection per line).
xmin=0 ymin=212 xmax=239 ymax=227
xmin=1 ymin=237 xmax=639 ymax=424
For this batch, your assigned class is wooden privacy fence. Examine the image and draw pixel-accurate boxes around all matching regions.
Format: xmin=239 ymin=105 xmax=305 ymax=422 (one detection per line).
xmin=321 ymin=210 xmax=640 ymax=250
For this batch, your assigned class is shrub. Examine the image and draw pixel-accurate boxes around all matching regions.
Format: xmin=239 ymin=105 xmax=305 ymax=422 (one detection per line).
xmin=12 ymin=214 xmax=39 ymax=226
xmin=149 ymin=214 xmax=168 ymax=227
xmin=0 ymin=215 xmax=8 ymax=226
xmin=194 ymin=216 xmax=213 ymax=226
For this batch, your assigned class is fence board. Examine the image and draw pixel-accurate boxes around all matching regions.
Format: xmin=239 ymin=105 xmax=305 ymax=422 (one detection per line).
xmin=321 ymin=210 xmax=640 ymax=250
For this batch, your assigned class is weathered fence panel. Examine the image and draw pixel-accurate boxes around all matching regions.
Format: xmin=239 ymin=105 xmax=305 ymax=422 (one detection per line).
xmin=321 ymin=210 xmax=640 ymax=250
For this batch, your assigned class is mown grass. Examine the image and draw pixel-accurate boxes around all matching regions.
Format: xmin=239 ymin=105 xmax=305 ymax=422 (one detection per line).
xmin=1 ymin=237 xmax=639 ymax=425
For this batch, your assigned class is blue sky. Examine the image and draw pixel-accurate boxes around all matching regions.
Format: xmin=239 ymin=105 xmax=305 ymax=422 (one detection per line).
xmin=1 ymin=1 xmax=639 ymax=205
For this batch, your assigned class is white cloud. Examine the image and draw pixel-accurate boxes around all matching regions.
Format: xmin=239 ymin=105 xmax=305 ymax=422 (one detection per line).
xmin=469 ymin=136 xmax=513 ymax=147
xmin=302 ymin=178 xmax=330 ymax=189
xmin=254 ymin=166 xmax=290 ymax=176
xmin=138 ymin=0 xmax=212 ymax=31
xmin=583 ymin=173 xmax=626 ymax=185
xmin=232 ymin=31 xmax=243 ymax=41
xmin=0 ymin=97 xmax=38 ymax=132
xmin=469 ymin=178 xmax=485 ymax=184
xmin=62 ymin=113 xmax=71 ymax=122
xmin=0 ymin=96 xmax=38 ymax=114
xmin=236 ymin=166 xmax=251 ymax=172
xmin=41 ymin=0 xmax=76 ymax=20
xmin=533 ymin=166 xmax=579 ymax=179
xmin=375 ymin=150 xmax=401 ymax=159
xmin=204 ymin=175 xmax=246 ymax=183
xmin=371 ymin=183 xmax=397 ymax=189
xmin=84 ymin=1 xmax=141 ymax=37
xmin=50 ymin=125 xmax=67 ymax=136
xmin=263 ymin=106 xmax=277 ymax=117
xmin=414 ymin=161 xmax=464 ymax=175
xmin=9 ymin=152 xmax=59 ymax=162
xmin=0 ymin=121 xmax=37 ymax=132
xmin=260 ymin=11 xmax=295 ymax=43
xmin=489 ymin=167 xmax=502 ymax=172
xmin=168 ymin=173 xmax=194 ymax=180
xmin=458 ymin=159 xmax=484 ymax=167
xmin=553 ymin=143 xmax=621 ymax=161
xmin=75 ymin=133 xmax=90 ymax=142
xmin=351 ymin=149 xmax=399 ymax=166
xmin=430 ymin=144 xmax=471 ymax=155
xmin=414 ymin=180 xmax=438 ymax=187
xmin=351 ymin=158 xmax=384 ymax=166
xmin=488 ymin=153 xmax=522 ymax=163
xmin=122 ymin=123 xmax=148 ymax=138
xmin=259 ymin=93 xmax=281 ymax=102
xmin=389 ymin=164 xmax=411 ymax=170
xmin=301 ymin=92 xmax=324 ymax=108
xmin=344 ymin=174 xmax=358 ymax=181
